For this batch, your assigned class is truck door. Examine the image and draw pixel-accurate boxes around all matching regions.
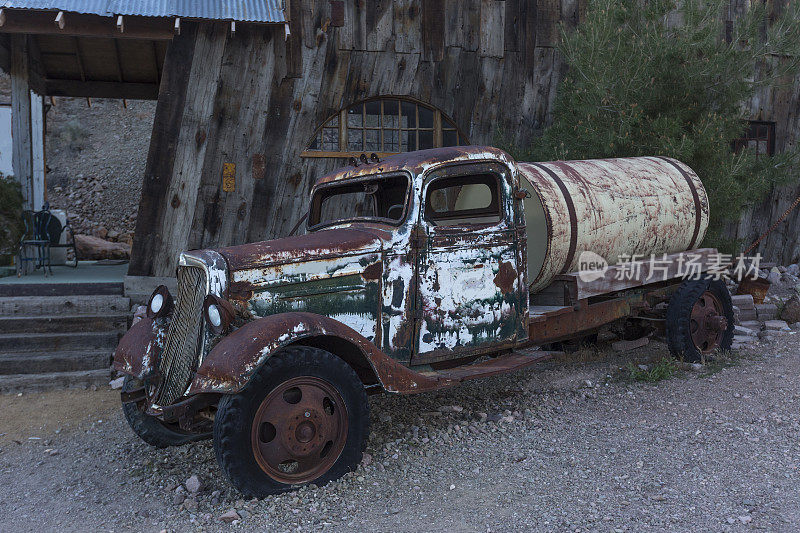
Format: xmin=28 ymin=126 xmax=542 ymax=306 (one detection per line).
xmin=412 ymin=161 xmax=522 ymax=365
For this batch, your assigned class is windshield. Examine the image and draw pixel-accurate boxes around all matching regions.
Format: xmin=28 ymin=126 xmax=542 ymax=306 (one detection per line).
xmin=308 ymin=174 xmax=410 ymax=229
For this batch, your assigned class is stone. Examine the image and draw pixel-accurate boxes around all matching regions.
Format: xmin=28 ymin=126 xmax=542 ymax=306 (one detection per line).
xmin=106 ymin=230 xmax=120 ymax=241
xmin=731 ymin=294 xmax=755 ymax=310
xmin=740 ymin=320 xmax=761 ymax=329
xmin=737 ymin=307 xmax=758 ymax=322
xmin=768 ymin=271 xmax=781 ymax=285
xmin=74 ymin=234 xmax=131 ymax=260
xmin=183 ymin=497 xmax=198 ymax=512
xmin=764 ymin=320 xmax=791 ymax=332
xmin=361 ymin=453 xmax=373 ymax=467
xmin=173 ymin=493 xmax=186 ymax=506
xmin=219 ymin=510 xmax=241 ymax=523
xmin=612 ymin=336 xmax=649 ymax=352
xmin=787 ymin=263 xmax=800 ymax=277
xmin=92 ymin=226 xmax=108 ymax=239
xmin=185 ymin=475 xmax=203 ymax=494
xmin=109 ymin=376 xmax=125 ymax=389
xmin=690 ymin=363 xmax=703 ymax=372
xmin=738 ymin=515 xmax=752 ymax=524
xmin=755 ymin=303 xmax=778 ymax=321
xmin=780 ymin=294 xmax=800 ymax=324
xmin=733 ymin=325 xmax=757 ymax=337
xmin=733 ymin=335 xmax=755 ymax=344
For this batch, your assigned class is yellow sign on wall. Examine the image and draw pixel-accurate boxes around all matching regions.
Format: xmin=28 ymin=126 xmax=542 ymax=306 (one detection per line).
xmin=222 ymin=162 xmax=236 ymax=192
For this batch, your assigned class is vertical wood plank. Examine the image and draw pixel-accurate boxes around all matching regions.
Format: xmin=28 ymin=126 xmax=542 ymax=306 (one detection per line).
xmin=480 ymin=0 xmax=506 ymax=57
xmin=30 ymin=90 xmax=45 ymax=209
xmin=10 ymin=34 xmax=32 ymax=211
xmin=129 ymin=22 xmax=198 ymax=276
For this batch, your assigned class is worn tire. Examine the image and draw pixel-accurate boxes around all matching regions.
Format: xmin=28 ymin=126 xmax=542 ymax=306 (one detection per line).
xmin=666 ymin=278 xmax=735 ymax=362
xmin=213 ymin=346 xmax=369 ymax=498
xmin=121 ymin=376 xmax=210 ymax=448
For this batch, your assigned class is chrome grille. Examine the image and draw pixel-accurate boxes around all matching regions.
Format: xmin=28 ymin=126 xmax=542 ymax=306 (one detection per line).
xmin=153 ymin=266 xmax=206 ymax=406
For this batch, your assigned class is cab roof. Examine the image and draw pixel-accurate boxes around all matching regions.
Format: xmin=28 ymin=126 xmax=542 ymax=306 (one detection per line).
xmin=312 ymin=146 xmax=515 ymax=188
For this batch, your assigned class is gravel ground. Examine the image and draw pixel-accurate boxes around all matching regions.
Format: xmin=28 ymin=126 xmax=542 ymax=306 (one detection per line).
xmin=1 ymin=333 xmax=799 ymax=533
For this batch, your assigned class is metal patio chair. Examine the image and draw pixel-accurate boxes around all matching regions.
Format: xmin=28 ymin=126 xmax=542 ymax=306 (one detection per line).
xmin=17 ymin=203 xmax=78 ymax=276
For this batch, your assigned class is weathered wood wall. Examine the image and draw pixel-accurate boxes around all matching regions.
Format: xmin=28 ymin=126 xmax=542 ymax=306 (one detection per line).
xmin=130 ymin=0 xmax=800 ymax=277
xmin=130 ymin=0 xmax=585 ymax=277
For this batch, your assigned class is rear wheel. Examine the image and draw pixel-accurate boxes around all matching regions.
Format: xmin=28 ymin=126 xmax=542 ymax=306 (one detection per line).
xmin=666 ymin=278 xmax=734 ymax=362
xmin=121 ymin=376 xmax=210 ymax=447
xmin=213 ymin=346 xmax=369 ymax=497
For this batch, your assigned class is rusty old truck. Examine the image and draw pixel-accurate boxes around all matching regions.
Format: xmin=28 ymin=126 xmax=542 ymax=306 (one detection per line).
xmin=114 ymin=146 xmax=734 ymax=497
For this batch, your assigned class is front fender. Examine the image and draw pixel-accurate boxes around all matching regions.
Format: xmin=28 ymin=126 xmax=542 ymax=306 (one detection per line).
xmin=186 ymin=312 xmax=445 ymax=395
xmin=112 ymin=317 xmax=167 ymax=378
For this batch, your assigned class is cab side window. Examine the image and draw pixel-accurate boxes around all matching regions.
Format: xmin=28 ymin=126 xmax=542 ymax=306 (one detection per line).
xmin=424 ymin=174 xmax=501 ymax=227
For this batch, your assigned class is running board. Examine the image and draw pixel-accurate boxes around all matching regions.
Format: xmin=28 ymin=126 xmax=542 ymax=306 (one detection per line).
xmin=423 ymin=349 xmax=554 ymax=383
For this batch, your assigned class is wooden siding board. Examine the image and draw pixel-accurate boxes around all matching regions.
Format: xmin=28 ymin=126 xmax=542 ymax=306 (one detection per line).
xmin=128 ymin=22 xmax=198 ymax=276
xmin=480 ymin=0 xmax=506 ymax=58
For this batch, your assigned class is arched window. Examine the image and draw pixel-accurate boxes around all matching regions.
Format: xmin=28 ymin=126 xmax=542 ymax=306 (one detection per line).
xmin=302 ymin=97 xmax=470 ymax=158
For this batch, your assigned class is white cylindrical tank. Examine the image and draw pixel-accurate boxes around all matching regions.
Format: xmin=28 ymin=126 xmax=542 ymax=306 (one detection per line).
xmin=517 ymin=157 xmax=709 ymax=291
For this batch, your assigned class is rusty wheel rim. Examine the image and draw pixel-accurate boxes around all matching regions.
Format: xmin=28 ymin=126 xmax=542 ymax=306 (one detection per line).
xmin=690 ymin=291 xmax=728 ymax=354
xmin=250 ymin=376 xmax=348 ymax=484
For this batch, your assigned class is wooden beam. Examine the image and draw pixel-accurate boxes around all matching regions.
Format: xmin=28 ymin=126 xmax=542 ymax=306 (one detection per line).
xmin=0 ymin=35 xmax=9 ymax=71
xmin=10 ymin=34 xmax=33 ymax=210
xmin=0 ymin=10 xmax=175 ymax=40
xmin=44 ymin=79 xmax=159 ymax=99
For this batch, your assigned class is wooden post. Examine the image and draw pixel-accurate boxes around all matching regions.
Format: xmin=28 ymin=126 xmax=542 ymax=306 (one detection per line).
xmin=10 ymin=34 xmax=33 ymax=210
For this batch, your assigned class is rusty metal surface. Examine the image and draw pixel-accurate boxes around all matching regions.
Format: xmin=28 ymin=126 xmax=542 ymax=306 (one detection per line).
xmin=313 ymin=146 xmax=517 ymax=189
xmin=112 ymin=316 xmax=165 ymax=378
xmin=690 ymin=291 xmax=728 ymax=353
xmin=433 ymin=351 xmax=552 ymax=381
xmin=736 ymin=276 xmax=771 ymax=304
xmin=186 ymin=312 xmax=450 ymax=396
xmin=518 ymin=156 xmax=710 ymax=291
xmin=527 ymin=285 xmax=676 ymax=344
xmin=250 ymin=376 xmax=348 ymax=484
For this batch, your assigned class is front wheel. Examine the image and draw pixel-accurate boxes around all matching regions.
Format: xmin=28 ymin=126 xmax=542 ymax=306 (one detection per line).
xmin=213 ymin=346 xmax=369 ymax=497
xmin=666 ymin=278 xmax=734 ymax=362
xmin=121 ymin=377 xmax=210 ymax=447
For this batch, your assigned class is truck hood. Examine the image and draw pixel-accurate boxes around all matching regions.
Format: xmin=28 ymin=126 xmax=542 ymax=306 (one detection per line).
xmin=216 ymin=226 xmax=393 ymax=272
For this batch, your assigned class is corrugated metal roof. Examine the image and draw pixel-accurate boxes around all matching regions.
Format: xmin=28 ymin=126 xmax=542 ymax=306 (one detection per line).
xmin=0 ymin=0 xmax=286 ymax=23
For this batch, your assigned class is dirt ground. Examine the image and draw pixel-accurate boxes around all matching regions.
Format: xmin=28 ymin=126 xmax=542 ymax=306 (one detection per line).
xmin=1 ymin=334 xmax=799 ymax=533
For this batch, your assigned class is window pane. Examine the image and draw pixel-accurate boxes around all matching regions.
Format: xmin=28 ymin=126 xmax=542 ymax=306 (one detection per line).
xmin=308 ymin=132 xmax=320 ymax=150
xmin=384 ymin=128 xmax=399 ymax=152
xmin=419 ymin=106 xmax=433 ymax=128
xmin=382 ymin=99 xmax=399 ymax=128
xmin=326 ymin=114 xmax=339 ymax=127
xmin=401 ymin=101 xmax=416 ymax=129
xmin=323 ymin=128 xmax=339 ymax=151
xmin=400 ymin=130 xmax=413 ymax=152
xmin=442 ymin=129 xmax=458 ymax=147
xmin=365 ymin=129 xmax=380 ymax=151
xmin=348 ymin=129 xmax=363 ymax=151
xmin=365 ymin=101 xmax=381 ymax=127
xmin=419 ymin=130 xmax=433 ymax=149
xmin=347 ymin=105 xmax=363 ymax=128
xmin=424 ymin=174 xmax=500 ymax=226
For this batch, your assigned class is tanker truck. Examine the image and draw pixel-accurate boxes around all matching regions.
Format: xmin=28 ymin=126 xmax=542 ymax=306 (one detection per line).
xmin=114 ymin=146 xmax=735 ymax=497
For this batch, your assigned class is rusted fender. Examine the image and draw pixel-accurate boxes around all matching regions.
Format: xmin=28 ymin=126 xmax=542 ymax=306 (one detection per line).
xmin=186 ymin=312 xmax=450 ymax=395
xmin=112 ymin=317 xmax=165 ymax=378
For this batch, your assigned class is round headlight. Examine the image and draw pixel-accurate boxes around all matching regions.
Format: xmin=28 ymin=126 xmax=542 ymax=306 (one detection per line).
xmin=150 ymin=293 xmax=164 ymax=314
xmin=207 ymin=304 xmax=222 ymax=327
xmin=146 ymin=285 xmax=173 ymax=319
xmin=203 ymin=294 xmax=234 ymax=334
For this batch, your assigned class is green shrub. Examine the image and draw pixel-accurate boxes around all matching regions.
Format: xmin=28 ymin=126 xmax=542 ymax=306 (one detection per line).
xmin=0 ymin=175 xmax=24 ymax=265
xmin=505 ymin=0 xmax=800 ymax=251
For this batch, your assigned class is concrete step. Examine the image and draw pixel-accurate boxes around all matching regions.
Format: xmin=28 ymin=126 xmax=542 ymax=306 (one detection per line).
xmin=0 ymin=368 xmax=113 ymax=394
xmin=0 ymin=282 xmax=124 ymax=297
xmin=0 ymin=314 xmax=128 ymax=334
xmin=0 ymin=331 xmax=120 ymax=352
xmin=0 ymin=295 xmax=131 ymax=316
xmin=0 ymin=350 xmax=111 ymax=374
